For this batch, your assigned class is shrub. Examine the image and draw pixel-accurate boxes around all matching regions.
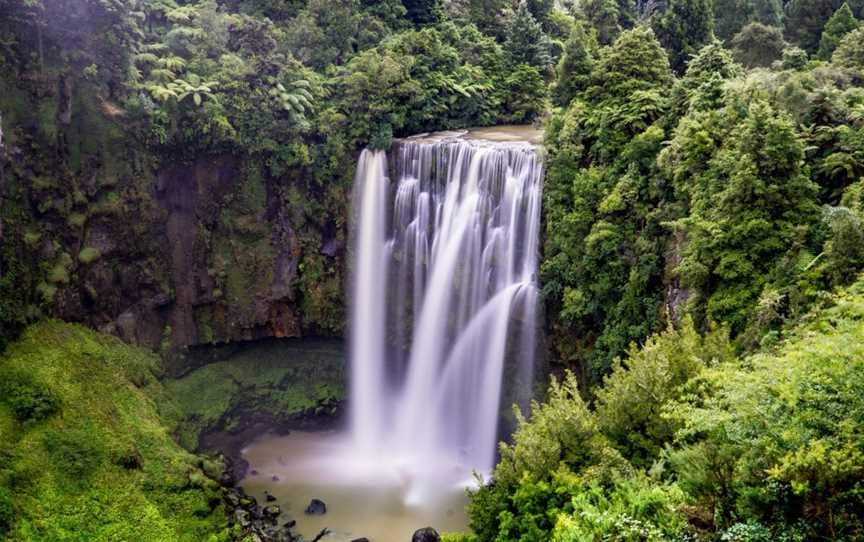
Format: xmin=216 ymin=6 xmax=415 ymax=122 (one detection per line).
xmin=551 ymin=476 xmax=687 ymax=542
xmin=595 ymin=318 xmax=733 ymax=468
xmin=0 ymin=372 xmax=60 ymax=422
xmin=781 ymin=47 xmax=808 ymax=70
xmin=666 ymin=283 xmax=864 ymax=537
xmin=468 ymin=373 xmax=630 ymax=541
xmin=0 ymin=487 xmax=13 ymax=534
xmin=44 ymin=427 xmax=106 ymax=481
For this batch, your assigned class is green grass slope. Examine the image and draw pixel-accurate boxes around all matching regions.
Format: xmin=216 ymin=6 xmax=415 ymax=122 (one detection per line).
xmin=0 ymin=321 xmax=235 ymax=541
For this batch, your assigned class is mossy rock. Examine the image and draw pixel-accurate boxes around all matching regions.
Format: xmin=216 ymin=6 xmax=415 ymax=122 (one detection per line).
xmin=165 ymin=337 xmax=346 ymax=450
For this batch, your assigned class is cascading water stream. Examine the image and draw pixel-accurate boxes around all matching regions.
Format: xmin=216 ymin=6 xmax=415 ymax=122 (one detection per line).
xmin=349 ymin=134 xmax=544 ymax=502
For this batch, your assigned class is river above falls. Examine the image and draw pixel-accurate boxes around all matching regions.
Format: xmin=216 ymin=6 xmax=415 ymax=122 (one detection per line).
xmin=401 ymin=124 xmax=544 ymax=145
xmin=240 ymin=431 xmax=469 ymax=542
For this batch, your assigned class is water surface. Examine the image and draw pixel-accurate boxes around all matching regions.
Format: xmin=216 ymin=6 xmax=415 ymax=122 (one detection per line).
xmin=241 ymin=431 xmax=469 ymax=542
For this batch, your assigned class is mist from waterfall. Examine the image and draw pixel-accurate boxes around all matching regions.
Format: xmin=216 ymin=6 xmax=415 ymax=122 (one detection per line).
xmin=349 ymin=135 xmax=543 ymax=500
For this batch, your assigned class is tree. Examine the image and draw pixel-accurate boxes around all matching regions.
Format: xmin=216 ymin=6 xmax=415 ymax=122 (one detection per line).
xmin=660 ymin=100 xmax=819 ymax=332
xmin=585 ymin=26 xmax=672 ymax=104
xmin=502 ymin=63 xmax=548 ymax=122
xmin=671 ymin=39 xmax=742 ymax=115
xmin=552 ymin=22 xmax=595 ymax=107
xmin=730 ymin=22 xmax=785 ymax=67
xmin=525 ymin=0 xmax=555 ymax=25
xmin=713 ymin=0 xmax=783 ymax=41
xmin=651 ymin=0 xmax=716 ymax=73
xmin=401 ymin=0 xmax=442 ymax=26
xmin=817 ymin=2 xmax=859 ymax=59
xmin=682 ymin=39 xmax=743 ymax=88
xmin=582 ymin=0 xmax=622 ymax=45
xmin=785 ymin=0 xmax=863 ymax=53
xmin=832 ymin=26 xmax=864 ymax=68
xmin=445 ymin=0 xmax=511 ymax=38
xmin=782 ymin=45 xmax=810 ymax=68
xmin=503 ymin=1 xmax=553 ymax=71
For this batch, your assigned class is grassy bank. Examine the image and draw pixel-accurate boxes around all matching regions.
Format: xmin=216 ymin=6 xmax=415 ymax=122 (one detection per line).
xmin=0 ymin=321 xmax=238 ymax=541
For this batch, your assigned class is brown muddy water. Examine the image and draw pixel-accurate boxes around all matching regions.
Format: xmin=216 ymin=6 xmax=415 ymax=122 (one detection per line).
xmin=402 ymin=124 xmax=544 ymax=145
xmin=240 ymin=431 xmax=470 ymax=542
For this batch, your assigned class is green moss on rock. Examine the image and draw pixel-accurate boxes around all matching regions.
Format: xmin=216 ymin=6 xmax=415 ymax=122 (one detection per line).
xmin=164 ymin=338 xmax=345 ymax=450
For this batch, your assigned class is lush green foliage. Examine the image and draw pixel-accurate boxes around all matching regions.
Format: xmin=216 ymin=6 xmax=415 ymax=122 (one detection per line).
xmin=662 ymin=99 xmax=819 ymax=333
xmin=785 ymin=0 xmax=864 ymax=53
xmin=651 ymin=0 xmax=715 ymax=72
xmin=0 ymin=322 xmax=235 ymax=541
xmin=730 ymin=23 xmax=786 ymax=68
xmin=595 ymin=319 xmax=733 ymax=468
xmin=469 ymin=278 xmax=864 ymax=541
xmin=543 ymin=13 xmax=864 ymax=383
xmin=667 ymin=280 xmax=864 ymax=538
xmin=542 ymin=26 xmax=675 ymax=381
xmin=817 ymin=2 xmax=860 ymax=60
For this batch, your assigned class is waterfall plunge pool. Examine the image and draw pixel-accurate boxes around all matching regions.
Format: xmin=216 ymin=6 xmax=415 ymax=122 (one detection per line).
xmin=240 ymin=431 xmax=470 ymax=542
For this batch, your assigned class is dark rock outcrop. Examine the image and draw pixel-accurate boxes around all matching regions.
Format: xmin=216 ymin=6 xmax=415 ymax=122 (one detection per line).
xmin=305 ymin=498 xmax=327 ymax=515
xmin=412 ymin=527 xmax=440 ymax=542
xmin=224 ymin=488 xmax=297 ymax=542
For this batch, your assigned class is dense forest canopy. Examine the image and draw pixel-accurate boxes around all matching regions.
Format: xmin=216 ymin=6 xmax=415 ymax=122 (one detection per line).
xmin=1 ymin=0 xmax=864 ymax=540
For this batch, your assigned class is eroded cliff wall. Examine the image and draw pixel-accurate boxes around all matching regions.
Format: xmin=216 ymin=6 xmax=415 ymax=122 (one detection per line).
xmin=0 ymin=77 xmax=347 ymax=369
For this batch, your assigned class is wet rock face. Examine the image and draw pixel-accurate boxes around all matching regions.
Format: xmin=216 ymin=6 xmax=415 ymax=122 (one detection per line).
xmin=28 ymin=152 xmax=348 ymax=375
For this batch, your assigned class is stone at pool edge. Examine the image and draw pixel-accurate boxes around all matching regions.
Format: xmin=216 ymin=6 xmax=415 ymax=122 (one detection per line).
xmin=305 ymin=498 xmax=327 ymax=515
xmin=412 ymin=527 xmax=440 ymax=542
xmin=351 ymin=538 xmax=370 ymax=542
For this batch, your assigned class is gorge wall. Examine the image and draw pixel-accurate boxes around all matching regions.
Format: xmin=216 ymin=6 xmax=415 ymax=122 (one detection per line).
xmin=0 ymin=77 xmax=349 ymax=370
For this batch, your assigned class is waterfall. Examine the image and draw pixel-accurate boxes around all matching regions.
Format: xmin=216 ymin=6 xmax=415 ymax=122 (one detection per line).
xmin=349 ymin=135 xmax=543 ymax=499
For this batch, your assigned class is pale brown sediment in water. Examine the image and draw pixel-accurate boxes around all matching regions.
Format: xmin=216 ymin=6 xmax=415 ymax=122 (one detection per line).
xmin=401 ymin=124 xmax=544 ymax=145
xmin=240 ymin=431 xmax=469 ymax=542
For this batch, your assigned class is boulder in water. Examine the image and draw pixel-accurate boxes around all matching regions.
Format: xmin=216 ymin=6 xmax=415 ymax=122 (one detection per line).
xmin=263 ymin=504 xmax=281 ymax=518
xmin=304 ymin=498 xmax=326 ymax=515
xmin=412 ymin=527 xmax=440 ymax=542
xmin=351 ymin=538 xmax=370 ymax=542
